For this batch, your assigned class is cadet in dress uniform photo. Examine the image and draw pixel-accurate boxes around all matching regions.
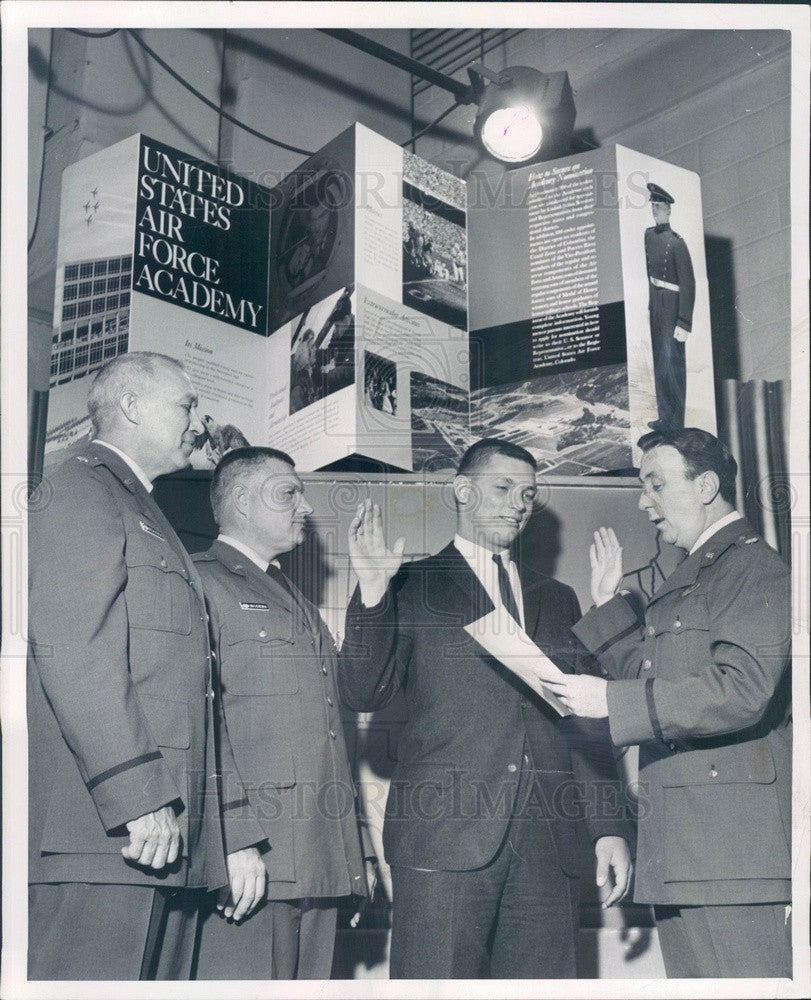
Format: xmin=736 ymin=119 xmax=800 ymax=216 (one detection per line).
xmin=644 ymin=182 xmax=696 ymax=432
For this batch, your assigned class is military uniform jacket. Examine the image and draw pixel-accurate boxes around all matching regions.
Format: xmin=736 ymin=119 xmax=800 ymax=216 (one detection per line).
xmin=192 ymin=541 xmax=367 ymax=900
xmin=339 ymin=543 xmax=630 ymax=874
xmin=28 ymin=444 xmax=264 ymax=888
xmin=645 ymin=223 xmax=696 ymax=331
xmin=573 ymin=519 xmax=791 ymax=906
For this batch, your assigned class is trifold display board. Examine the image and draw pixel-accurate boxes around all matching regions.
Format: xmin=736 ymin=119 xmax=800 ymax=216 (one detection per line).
xmin=467 ymin=144 xmax=715 ymax=472
xmin=45 ymin=125 xmax=469 ymax=473
xmin=46 ymin=127 xmax=714 ymax=474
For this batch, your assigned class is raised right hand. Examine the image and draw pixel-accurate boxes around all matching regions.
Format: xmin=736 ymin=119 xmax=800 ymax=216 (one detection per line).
xmin=122 ymin=804 xmax=181 ymax=870
xmin=348 ymin=498 xmax=405 ymax=607
xmin=589 ymin=526 xmax=624 ymax=607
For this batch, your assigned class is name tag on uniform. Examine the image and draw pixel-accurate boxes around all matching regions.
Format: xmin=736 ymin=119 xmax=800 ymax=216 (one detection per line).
xmin=139 ymin=519 xmax=166 ymax=541
xmin=240 ymin=601 xmax=269 ymax=611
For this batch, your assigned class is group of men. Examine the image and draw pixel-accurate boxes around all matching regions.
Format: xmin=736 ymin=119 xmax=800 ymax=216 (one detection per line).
xmin=28 ymin=350 xmax=792 ymax=982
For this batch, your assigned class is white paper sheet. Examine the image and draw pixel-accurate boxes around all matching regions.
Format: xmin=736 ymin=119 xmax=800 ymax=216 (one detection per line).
xmin=464 ymin=610 xmax=571 ymax=716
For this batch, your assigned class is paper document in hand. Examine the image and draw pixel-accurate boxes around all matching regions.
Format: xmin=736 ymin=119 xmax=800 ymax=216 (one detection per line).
xmin=464 ymin=610 xmax=571 ymax=716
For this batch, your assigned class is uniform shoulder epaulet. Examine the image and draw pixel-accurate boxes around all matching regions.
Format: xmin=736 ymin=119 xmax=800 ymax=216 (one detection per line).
xmin=191 ymin=550 xmax=216 ymax=562
xmin=671 ymin=229 xmax=685 ymax=241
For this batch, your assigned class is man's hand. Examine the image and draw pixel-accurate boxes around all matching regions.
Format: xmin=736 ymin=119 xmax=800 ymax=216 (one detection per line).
xmin=348 ymin=498 xmax=405 ymax=607
xmin=216 ymin=847 xmax=267 ymax=922
xmin=122 ymin=804 xmax=181 ymax=870
xmin=590 ymin=527 xmax=623 ymax=607
xmin=350 ymin=858 xmax=380 ymax=928
xmin=594 ymin=836 xmax=633 ymax=907
xmin=546 ymin=673 xmax=609 ymax=718
xmin=673 ymin=325 xmax=689 ymax=342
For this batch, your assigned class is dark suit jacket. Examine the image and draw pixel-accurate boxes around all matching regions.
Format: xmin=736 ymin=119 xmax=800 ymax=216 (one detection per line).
xmin=193 ymin=540 xmax=367 ymax=900
xmin=573 ymin=518 xmax=791 ymax=905
xmin=28 ymin=444 xmax=264 ymax=887
xmin=339 ymin=542 xmax=629 ymax=874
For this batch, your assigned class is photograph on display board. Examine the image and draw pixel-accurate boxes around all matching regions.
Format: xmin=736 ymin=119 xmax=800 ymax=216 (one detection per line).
xmin=288 ymin=284 xmax=356 ymax=416
xmin=267 ymin=126 xmax=356 ymax=332
xmin=615 ymin=145 xmax=715 ymax=454
xmin=409 ymin=369 xmax=470 ymax=473
xmin=402 ymin=149 xmax=468 ymax=332
xmin=363 ymin=350 xmax=398 ymax=416
xmin=470 ymin=362 xmax=631 ymax=475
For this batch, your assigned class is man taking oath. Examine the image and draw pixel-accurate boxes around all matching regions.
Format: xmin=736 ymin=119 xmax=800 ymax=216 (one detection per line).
xmin=339 ymin=438 xmax=632 ymax=979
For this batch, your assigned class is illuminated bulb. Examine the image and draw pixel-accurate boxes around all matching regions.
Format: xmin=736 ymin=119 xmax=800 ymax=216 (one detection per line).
xmin=480 ymin=105 xmax=544 ymax=163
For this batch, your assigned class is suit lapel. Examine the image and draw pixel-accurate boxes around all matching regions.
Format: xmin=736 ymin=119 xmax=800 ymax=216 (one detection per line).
xmin=434 ymin=543 xmax=495 ymax=626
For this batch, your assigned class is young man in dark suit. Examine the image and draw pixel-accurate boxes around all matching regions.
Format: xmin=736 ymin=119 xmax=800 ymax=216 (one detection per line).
xmin=551 ymin=429 xmax=792 ymax=977
xmin=28 ymin=352 xmax=267 ymax=980
xmin=339 ymin=438 xmax=633 ymax=979
xmin=192 ymin=447 xmax=370 ymax=979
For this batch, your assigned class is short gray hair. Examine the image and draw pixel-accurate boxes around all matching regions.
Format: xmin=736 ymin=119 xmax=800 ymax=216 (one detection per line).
xmin=87 ymin=352 xmax=185 ymax=435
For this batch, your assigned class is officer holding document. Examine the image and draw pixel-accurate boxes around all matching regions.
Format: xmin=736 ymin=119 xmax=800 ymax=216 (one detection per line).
xmin=339 ymin=438 xmax=632 ymax=979
xmin=550 ymin=428 xmax=792 ymax=978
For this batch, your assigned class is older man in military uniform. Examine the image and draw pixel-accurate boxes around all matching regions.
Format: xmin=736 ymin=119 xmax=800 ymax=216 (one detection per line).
xmin=644 ymin=182 xmax=695 ymax=431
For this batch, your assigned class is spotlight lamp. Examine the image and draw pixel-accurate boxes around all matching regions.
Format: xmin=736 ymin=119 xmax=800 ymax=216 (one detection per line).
xmin=471 ymin=66 xmax=576 ymax=166
xmin=318 ymin=32 xmax=576 ymax=167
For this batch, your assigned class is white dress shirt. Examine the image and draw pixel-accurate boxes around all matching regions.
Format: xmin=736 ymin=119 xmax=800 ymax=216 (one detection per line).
xmin=453 ymin=533 xmax=525 ymax=630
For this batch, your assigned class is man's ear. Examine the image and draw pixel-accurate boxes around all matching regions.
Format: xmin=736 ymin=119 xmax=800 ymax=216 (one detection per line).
xmin=453 ymin=475 xmax=471 ymax=506
xmin=698 ymin=470 xmax=721 ymax=505
xmin=231 ymin=482 xmax=249 ymax=518
xmin=119 ymin=390 xmax=140 ymax=426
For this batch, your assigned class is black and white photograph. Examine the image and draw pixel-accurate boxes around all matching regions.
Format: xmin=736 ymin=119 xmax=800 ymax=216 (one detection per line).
xmin=2 ymin=5 xmax=808 ymax=1000
xmin=288 ymin=284 xmax=355 ymax=415
xmin=470 ymin=363 xmax=632 ymax=475
xmin=363 ymin=350 xmax=398 ymax=416
xmin=410 ymin=369 xmax=470 ymax=473
xmin=402 ymin=149 xmax=468 ymax=331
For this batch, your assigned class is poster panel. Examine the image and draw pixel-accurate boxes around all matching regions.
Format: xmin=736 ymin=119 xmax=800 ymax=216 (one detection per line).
xmin=468 ymin=145 xmax=632 ymax=473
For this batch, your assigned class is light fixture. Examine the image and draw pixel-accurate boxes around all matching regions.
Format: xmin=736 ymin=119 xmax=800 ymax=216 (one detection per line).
xmin=319 ymin=31 xmax=576 ymax=167
xmin=473 ymin=66 xmax=576 ymax=165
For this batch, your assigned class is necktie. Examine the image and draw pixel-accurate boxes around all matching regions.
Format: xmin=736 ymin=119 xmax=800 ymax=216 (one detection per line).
xmin=492 ymin=552 xmax=521 ymax=624
xmin=266 ymin=562 xmax=318 ymax=640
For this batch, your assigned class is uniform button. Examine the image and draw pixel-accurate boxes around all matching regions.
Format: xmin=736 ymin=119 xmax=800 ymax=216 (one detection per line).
xmin=710 ymin=767 xmax=718 ymax=778
xmin=259 ymin=629 xmax=267 ymax=638
xmin=160 ymin=557 xmax=167 ymax=568
xmin=673 ymin=620 xmax=681 ymax=629
xmin=329 ymin=729 xmax=336 ymax=740
xmin=643 ymin=659 xmax=652 ymax=670
xmin=206 ymin=689 xmax=214 ymax=701
xmin=507 ymin=763 xmax=517 ymax=773
xmin=321 ymin=665 xmax=328 ymax=675
xmin=326 ymin=696 xmax=334 ymax=707
xmin=205 ymin=613 xmax=210 ymax=622
xmin=668 ymin=742 xmax=676 ymax=751
xmin=647 ymin=625 xmax=655 ymax=636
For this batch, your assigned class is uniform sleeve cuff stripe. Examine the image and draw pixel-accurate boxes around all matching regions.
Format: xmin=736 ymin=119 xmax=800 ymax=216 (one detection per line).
xmin=591 ymin=620 xmax=640 ymax=658
xmin=645 ymin=677 xmax=664 ymax=743
xmin=222 ymin=797 xmax=251 ymax=811
xmin=86 ymin=750 xmax=163 ymax=790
